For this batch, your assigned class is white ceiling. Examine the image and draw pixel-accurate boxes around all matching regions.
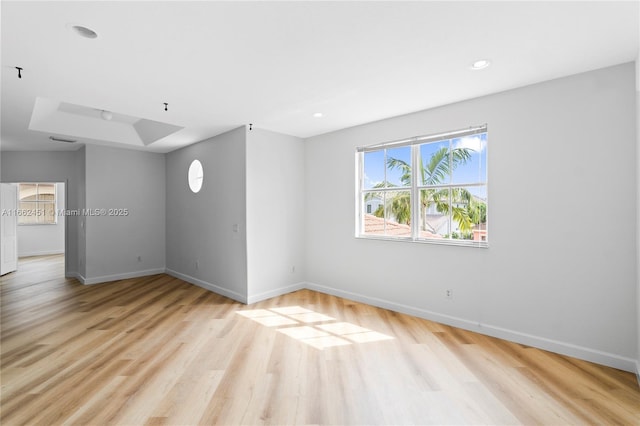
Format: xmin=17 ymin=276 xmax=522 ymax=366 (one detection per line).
xmin=1 ymin=1 xmax=638 ymax=153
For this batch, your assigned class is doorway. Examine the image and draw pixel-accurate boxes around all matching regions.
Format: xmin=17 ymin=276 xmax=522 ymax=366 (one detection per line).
xmin=0 ymin=182 xmax=66 ymax=276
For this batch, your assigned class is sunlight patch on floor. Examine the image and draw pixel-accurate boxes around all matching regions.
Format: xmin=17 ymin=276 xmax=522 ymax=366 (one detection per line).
xmin=236 ymin=306 xmax=394 ymax=349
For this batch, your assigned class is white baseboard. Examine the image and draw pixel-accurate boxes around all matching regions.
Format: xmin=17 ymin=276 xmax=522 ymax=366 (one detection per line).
xmin=247 ymin=282 xmax=306 ymax=305
xmin=55 ymin=268 xmax=640 ymax=374
xmin=306 ymin=281 xmax=637 ymax=373
xmin=166 ymin=269 xmax=247 ymax=303
xmin=81 ymin=268 xmax=166 ymax=285
xmin=66 ymin=271 xmax=85 ymax=283
xmin=19 ymin=250 xmax=65 ymax=258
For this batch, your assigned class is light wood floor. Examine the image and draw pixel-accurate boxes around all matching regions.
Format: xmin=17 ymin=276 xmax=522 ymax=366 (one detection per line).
xmin=1 ymin=255 xmax=639 ymax=425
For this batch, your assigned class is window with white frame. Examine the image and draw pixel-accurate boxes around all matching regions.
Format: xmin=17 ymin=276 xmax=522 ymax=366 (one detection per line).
xmin=18 ymin=183 xmax=57 ymax=225
xmin=356 ymin=125 xmax=488 ymax=247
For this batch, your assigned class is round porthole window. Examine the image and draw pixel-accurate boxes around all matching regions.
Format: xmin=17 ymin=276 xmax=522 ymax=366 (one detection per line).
xmin=188 ymin=159 xmax=203 ymax=193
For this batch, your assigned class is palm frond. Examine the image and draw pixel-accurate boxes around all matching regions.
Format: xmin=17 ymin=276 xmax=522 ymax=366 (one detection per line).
xmin=386 ymin=157 xmax=411 ymax=186
xmin=423 ymin=147 xmax=449 ymax=186
xmin=383 ymin=145 xmax=479 ymax=236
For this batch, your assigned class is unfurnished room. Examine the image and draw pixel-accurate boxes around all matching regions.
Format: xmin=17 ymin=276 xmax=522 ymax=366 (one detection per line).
xmin=1 ymin=1 xmax=639 ymax=425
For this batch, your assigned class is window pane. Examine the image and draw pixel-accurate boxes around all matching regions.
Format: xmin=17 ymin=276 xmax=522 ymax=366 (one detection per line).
xmin=419 ymin=188 xmax=449 ymax=239
xmin=19 ymin=184 xmax=37 ymax=201
xmin=464 ymin=185 xmax=488 ymax=242
xmin=363 ymin=192 xmax=383 ymax=222
xmin=42 ymin=202 xmax=57 ymax=224
xmin=362 ymin=191 xmax=411 ymax=237
xmin=451 ymin=133 xmax=487 ymax=185
xmin=18 ymin=201 xmax=38 ymax=224
xmin=421 ymin=186 xmax=488 ymax=241
xmin=363 ymin=151 xmax=385 ymax=189
xmin=419 ymin=140 xmax=451 ymax=186
xmin=38 ymin=184 xmax=56 ymax=201
xmin=384 ymin=191 xmax=411 ymax=237
xmin=386 ymin=146 xmax=411 ymax=187
xmin=362 ymin=191 xmax=386 ymax=236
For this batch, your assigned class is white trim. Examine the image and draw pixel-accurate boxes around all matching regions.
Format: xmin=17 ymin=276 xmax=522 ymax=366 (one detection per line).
xmin=246 ymin=282 xmax=306 ymax=305
xmin=82 ymin=268 xmax=166 ymax=285
xmin=66 ymin=271 xmax=86 ymax=284
xmin=306 ymin=281 xmax=637 ymax=373
xmin=55 ymin=268 xmax=640 ymax=374
xmin=166 ymin=268 xmax=247 ymax=303
xmin=358 ymin=124 xmax=487 ymax=152
xmin=19 ymin=250 xmax=65 ymax=258
xmin=356 ymin=234 xmax=489 ymax=248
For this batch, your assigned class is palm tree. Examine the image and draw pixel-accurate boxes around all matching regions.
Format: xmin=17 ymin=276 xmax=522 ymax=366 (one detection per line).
xmin=384 ymin=146 xmax=483 ymax=235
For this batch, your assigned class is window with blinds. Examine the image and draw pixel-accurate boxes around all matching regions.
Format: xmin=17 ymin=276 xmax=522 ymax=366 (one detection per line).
xmin=356 ymin=125 xmax=488 ymax=247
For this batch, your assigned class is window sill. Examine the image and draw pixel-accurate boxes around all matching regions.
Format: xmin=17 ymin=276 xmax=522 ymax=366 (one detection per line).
xmin=356 ymin=234 xmax=489 ymax=248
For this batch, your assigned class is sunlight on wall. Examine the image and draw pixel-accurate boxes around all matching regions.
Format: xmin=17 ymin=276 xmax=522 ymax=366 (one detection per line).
xmin=236 ymin=306 xmax=394 ymax=349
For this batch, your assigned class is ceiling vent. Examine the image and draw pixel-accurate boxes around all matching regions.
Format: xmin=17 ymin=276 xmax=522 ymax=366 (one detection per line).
xmin=49 ymin=136 xmax=77 ymax=143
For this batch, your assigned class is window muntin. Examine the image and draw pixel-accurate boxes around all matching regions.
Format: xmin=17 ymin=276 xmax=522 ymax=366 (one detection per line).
xmin=18 ymin=183 xmax=57 ymax=225
xmin=357 ymin=126 xmax=488 ymax=247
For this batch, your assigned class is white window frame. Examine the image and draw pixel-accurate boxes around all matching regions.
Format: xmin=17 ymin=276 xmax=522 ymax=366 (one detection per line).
xmin=356 ymin=125 xmax=488 ymax=248
xmin=17 ymin=183 xmax=58 ymax=226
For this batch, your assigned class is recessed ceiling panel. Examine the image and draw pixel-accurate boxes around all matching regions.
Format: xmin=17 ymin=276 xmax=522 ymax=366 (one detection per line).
xmin=28 ymin=97 xmax=183 ymax=148
xmin=133 ymin=119 xmax=184 ymax=146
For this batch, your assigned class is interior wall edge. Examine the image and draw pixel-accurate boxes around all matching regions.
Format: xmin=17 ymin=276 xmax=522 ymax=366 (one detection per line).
xmin=166 ymin=268 xmax=247 ymax=304
xmin=246 ymin=282 xmax=306 ymax=305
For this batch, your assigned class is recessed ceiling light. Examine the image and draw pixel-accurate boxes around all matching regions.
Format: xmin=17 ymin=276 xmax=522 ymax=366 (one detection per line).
xmin=313 ymin=112 xmax=323 ymax=118
xmin=68 ymin=24 xmax=98 ymax=39
xmin=470 ymin=59 xmax=491 ymax=70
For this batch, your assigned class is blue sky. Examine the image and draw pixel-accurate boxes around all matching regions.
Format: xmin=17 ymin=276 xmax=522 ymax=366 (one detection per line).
xmin=363 ymin=133 xmax=487 ymax=199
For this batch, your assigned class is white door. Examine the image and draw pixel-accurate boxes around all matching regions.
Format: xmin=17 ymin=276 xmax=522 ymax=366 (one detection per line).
xmin=1 ymin=183 xmax=18 ymax=275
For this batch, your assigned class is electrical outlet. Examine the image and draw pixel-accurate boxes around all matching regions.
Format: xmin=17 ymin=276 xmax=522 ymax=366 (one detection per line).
xmin=195 ymin=260 xmax=199 ymax=270
xmin=291 ymin=265 xmax=296 ymax=273
xmin=446 ymin=289 xmax=453 ymax=300
xmin=137 ymin=255 xmax=142 ymax=262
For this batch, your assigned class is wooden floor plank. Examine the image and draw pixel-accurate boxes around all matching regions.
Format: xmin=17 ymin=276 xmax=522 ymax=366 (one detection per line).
xmin=1 ymin=255 xmax=639 ymax=425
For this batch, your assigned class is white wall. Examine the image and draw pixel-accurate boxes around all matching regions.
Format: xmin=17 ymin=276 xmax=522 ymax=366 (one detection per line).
xmin=17 ymin=182 xmax=65 ymax=257
xmin=246 ymin=128 xmax=305 ymax=303
xmin=83 ymin=144 xmax=165 ymax=284
xmin=1 ymin=150 xmax=82 ymax=277
xmin=635 ymin=56 xmax=639 ymax=381
xmin=165 ymin=127 xmax=248 ymax=302
xmin=305 ymin=62 xmax=637 ymax=372
xmin=77 ymin=146 xmax=86 ymax=278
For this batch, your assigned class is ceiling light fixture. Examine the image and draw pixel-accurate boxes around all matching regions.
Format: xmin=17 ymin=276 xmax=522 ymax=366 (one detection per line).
xmin=69 ymin=24 xmax=98 ymax=39
xmin=49 ymin=136 xmax=77 ymax=143
xmin=15 ymin=67 xmax=23 ymax=79
xmin=313 ymin=112 xmax=323 ymax=118
xmin=470 ymin=59 xmax=491 ymax=70
xmin=100 ymin=110 xmax=113 ymax=121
